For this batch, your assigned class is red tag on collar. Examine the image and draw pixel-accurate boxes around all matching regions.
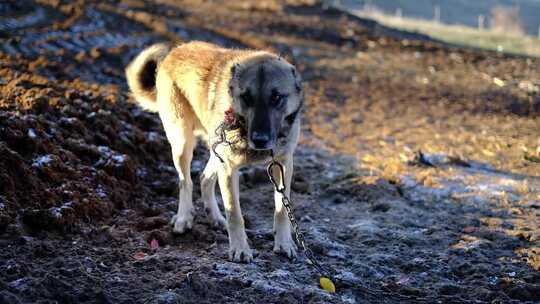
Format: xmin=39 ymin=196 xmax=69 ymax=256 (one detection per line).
xmin=224 ymin=107 xmax=237 ymax=126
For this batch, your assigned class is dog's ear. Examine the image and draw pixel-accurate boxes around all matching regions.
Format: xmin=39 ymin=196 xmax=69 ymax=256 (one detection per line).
xmin=230 ymin=63 xmax=240 ymax=96
xmin=231 ymin=63 xmax=239 ymax=78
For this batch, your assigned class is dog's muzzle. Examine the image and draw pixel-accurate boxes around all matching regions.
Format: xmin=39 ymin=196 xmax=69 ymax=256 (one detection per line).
xmin=249 ymin=131 xmax=274 ymax=150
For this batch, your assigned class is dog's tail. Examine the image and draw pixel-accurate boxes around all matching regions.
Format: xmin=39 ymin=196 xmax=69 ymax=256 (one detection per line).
xmin=125 ymin=43 xmax=171 ymax=112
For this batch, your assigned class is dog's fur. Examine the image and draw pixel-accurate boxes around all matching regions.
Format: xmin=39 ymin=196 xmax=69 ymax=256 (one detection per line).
xmin=126 ymin=41 xmax=303 ymax=262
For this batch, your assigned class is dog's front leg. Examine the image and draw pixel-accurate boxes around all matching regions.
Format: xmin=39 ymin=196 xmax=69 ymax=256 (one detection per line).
xmin=217 ymin=164 xmax=253 ymax=262
xmin=272 ymin=153 xmax=297 ymax=259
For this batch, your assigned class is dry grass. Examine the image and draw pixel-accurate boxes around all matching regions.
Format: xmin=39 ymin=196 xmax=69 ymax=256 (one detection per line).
xmin=516 ymin=180 xmax=531 ymax=195
xmin=351 ymin=8 xmax=540 ymax=57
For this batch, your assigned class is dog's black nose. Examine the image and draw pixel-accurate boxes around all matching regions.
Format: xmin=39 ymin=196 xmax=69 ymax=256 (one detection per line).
xmin=250 ymin=131 xmax=271 ymax=150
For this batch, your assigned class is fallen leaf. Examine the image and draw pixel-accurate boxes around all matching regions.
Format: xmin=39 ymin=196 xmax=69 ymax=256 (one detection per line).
xmin=399 ymin=153 xmax=409 ymax=162
xmin=482 ymin=149 xmax=495 ymax=157
xmin=150 ymin=239 xmax=159 ymax=251
xmin=133 ymin=252 xmax=148 ymax=260
xmin=463 ymin=226 xmax=476 ymax=234
xmin=320 ymin=277 xmax=336 ymax=293
xmin=493 ymin=77 xmax=505 ymax=87
xmin=362 ymin=154 xmax=376 ymax=163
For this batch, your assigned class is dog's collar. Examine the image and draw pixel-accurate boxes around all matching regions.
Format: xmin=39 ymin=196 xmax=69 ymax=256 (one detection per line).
xmin=223 ymin=108 xmax=246 ymax=131
xmin=223 ymin=101 xmax=303 ymax=131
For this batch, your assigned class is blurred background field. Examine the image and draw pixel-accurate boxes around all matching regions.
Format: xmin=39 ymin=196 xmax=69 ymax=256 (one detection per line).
xmin=333 ymin=0 xmax=540 ymax=57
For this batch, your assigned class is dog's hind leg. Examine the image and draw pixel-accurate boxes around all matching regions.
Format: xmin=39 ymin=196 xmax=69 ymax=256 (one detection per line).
xmin=217 ymin=164 xmax=253 ymax=262
xmin=271 ymin=153 xmax=297 ymax=259
xmin=157 ymin=74 xmax=196 ymax=234
xmin=168 ymin=129 xmax=196 ymax=234
xmin=200 ymin=154 xmax=226 ymax=229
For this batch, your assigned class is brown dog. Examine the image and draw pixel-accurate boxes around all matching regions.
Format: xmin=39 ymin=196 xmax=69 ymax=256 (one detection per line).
xmin=126 ymin=41 xmax=303 ymax=262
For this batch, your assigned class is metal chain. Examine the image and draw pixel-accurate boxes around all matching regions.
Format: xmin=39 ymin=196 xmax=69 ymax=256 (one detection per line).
xmin=265 ymin=153 xmax=433 ymax=302
xmin=266 ymin=151 xmax=334 ymax=279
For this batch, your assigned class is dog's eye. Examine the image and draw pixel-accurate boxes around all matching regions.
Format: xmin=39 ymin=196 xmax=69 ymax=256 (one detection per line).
xmin=270 ymin=93 xmax=286 ymax=107
xmin=240 ymin=91 xmax=252 ymax=106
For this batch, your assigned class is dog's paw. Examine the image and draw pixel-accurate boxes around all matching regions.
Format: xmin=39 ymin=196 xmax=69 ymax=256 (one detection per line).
xmin=274 ymin=235 xmax=297 ymax=259
xmin=207 ymin=211 xmax=227 ymax=230
xmin=229 ymin=241 xmax=253 ymax=263
xmin=170 ymin=213 xmax=194 ymax=234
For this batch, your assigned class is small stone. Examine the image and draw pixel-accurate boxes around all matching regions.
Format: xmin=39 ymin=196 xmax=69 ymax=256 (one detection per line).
xmin=370 ymin=202 xmax=390 ymax=212
xmin=332 ymin=195 xmax=344 ymax=204
xmin=292 ymin=180 xmax=310 ymax=193
xmin=138 ymin=216 xmax=168 ymax=231
xmin=153 ymin=291 xmax=183 ymax=304
xmin=438 ymin=283 xmax=461 ymax=295
xmin=90 ymin=47 xmax=101 ymax=59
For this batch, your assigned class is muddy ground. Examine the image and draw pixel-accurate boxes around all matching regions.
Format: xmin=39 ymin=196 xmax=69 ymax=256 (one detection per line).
xmin=1 ymin=1 xmax=539 ymax=303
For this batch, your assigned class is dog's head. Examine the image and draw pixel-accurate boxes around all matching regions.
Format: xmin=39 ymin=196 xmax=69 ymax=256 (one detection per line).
xmin=229 ymin=55 xmax=303 ymax=151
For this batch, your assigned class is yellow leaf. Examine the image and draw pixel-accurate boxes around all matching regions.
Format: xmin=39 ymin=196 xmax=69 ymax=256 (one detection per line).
xmin=482 ymin=149 xmax=495 ymax=157
xmin=320 ymin=277 xmax=336 ymax=293
xmin=493 ymin=77 xmax=505 ymax=87
xmin=362 ymin=154 xmax=376 ymax=163
xmin=399 ymin=153 xmax=409 ymax=162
